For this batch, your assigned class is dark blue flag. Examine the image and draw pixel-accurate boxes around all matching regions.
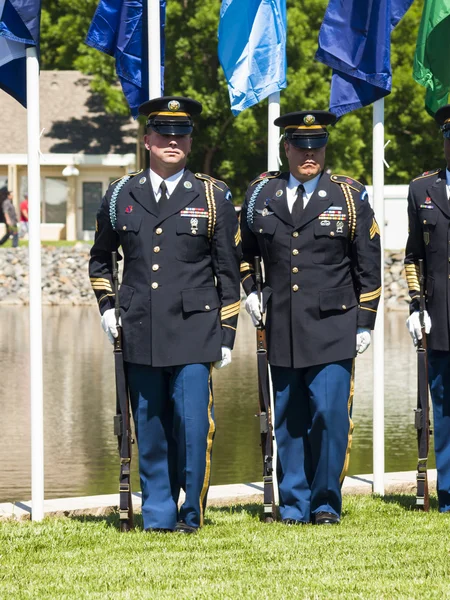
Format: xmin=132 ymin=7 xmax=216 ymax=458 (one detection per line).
xmin=0 ymin=0 xmax=41 ymax=106
xmin=86 ymin=0 xmax=166 ymax=118
xmin=315 ymin=0 xmax=414 ymax=117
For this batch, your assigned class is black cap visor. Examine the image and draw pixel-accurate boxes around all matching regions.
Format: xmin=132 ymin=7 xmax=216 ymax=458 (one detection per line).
xmin=287 ymin=133 xmax=329 ymax=149
xmin=149 ymin=122 xmax=193 ymax=136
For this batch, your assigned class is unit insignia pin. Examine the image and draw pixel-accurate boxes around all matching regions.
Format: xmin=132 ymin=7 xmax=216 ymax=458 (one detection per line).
xmin=318 ymin=190 xmax=327 ymax=198
xmin=304 ymin=114 xmax=315 ymax=125
xmin=139 ymin=176 xmax=146 ymax=184
xmin=190 ymin=217 xmax=199 ymax=235
xmin=184 ymin=181 xmax=193 ymax=189
xmin=276 ymin=190 xmax=283 ymax=197
xmin=262 ymin=208 xmax=269 ymax=216
xmin=336 ymin=221 xmax=344 ymax=234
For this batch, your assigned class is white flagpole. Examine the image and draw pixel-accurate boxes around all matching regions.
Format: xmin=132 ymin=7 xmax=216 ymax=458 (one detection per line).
xmin=267 ymin=91 xmax=280 ymax=504
xmin=26 ymin=46 xmax=44 ymax=521
xmin=147 ymin=0 xmax=161 ymax=99
xmin=372 ymin=98 xmax=385 ymax=496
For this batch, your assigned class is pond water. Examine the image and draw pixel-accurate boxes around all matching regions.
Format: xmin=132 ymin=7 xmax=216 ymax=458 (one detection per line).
xmin=0 ymin=306 xmax=432 ymax=503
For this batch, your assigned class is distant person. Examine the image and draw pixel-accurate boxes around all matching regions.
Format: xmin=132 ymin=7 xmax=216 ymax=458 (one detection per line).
xmin=19 ymin=195 xmax=29 ymax=238
xmin=404 ymin=103 xmax=450 ymax=513
xmin=0 ymin=188 xmax=18 ymax=248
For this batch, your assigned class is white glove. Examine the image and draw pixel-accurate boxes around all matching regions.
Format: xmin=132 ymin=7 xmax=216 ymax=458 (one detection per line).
xmin=356 ymin=327 xmax=371 ymax=354
xmin=213 ymin=346 xmax=232 ymax=370
xmin=245 ymin=291 xmax=262 ymax=327
xmin=406 ymin=310 xmax=431 ymax=345
xmin=101 ymin=308 xmax=121 ymax=344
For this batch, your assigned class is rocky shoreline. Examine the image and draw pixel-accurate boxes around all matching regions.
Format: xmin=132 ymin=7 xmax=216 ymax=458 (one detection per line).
xmin=0 ymin=245 xmax=410 ymax=309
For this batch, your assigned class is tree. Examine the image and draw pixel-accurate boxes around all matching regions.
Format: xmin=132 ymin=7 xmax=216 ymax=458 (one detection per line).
xmin=40 ymin=0 xmax=435 ymax=201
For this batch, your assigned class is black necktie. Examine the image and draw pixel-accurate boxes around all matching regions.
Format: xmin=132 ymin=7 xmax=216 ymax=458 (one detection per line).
xmin=159 ymin=180 xmax=168 ymax=207
xmin=292 ymin=183 xmax=305 ymax=222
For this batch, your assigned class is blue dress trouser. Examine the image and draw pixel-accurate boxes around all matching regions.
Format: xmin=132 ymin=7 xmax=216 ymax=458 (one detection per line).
xmin=271 ymin=359 xmax=354 ymax=523
xmin=428 ymin=350 xmax=450 ymax=512
xmin=126 ymin=362 xmax=215 ymax=530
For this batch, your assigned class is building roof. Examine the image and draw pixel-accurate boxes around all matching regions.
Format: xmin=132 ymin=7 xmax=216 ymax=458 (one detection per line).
xmin=0 ymin=71 xmax=138 ymax=155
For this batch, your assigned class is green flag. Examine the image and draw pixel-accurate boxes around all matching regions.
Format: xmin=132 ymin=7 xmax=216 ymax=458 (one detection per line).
xmin=413 ymin=0 xmax=450 ymax=115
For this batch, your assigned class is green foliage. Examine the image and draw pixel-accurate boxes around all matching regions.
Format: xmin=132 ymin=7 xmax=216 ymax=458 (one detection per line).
xmin=1 ymin=496 xmax=450 ymax=598
xmin=39 ymin=0 xmax=438 ymax=201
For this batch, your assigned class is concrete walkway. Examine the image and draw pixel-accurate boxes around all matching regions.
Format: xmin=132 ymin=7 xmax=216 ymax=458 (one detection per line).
xmin=0 ymin=469 xmax=437 ymax=521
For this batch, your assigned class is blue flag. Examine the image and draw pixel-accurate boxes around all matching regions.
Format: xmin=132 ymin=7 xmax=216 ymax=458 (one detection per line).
xmin=315 ymin=0 xmax=414 ymax=117
xmin=218 ymin=0 xmax=287 ymax=116
xmin=86 ymin=0 xmax=166 ymax=118
xmin=0 ymin=0 xmax=41 ymax=106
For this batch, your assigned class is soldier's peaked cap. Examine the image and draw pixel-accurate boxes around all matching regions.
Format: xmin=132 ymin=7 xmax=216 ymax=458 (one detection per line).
xmin=435 ymin=104 xmax=450 ymax=139
xmin=138 ymin=96 xmax=203 ymax=135
xmin=275 ymin=110 xmax=337 ymax=149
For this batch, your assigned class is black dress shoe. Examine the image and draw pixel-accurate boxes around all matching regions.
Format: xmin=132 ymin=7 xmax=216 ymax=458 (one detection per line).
xmin=314 ymin=511 xmax=340 ymax=525
xmin=282 ymin=518 xmax=307 ymax=525
xmin=175 ymin=521 xmax=198 ymax=534
xmin=145 ymin=527 xmax=173 ymax=533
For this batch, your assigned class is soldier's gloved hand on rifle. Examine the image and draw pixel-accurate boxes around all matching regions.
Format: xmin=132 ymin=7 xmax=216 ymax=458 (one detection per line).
xmin=406 ymin=311 xmax=432 ymax=345
xmin=101 ymin=308 xmax=121 ymax=344
xmin=213 ymin=346 xmax=232 ymax=370
xmin=356 ymin=327 xmax=371 ymax=354
xmin=245 ymin=291 xmax=262 ymax=327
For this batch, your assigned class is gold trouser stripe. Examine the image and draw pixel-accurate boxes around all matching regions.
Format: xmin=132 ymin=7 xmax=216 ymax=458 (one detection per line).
xmin=98 ymin=293 xmax=114 ymax=304
xmin=199 ymin=366 xmax=216 ymax=527
xmin=240 ymin=262 xmax=253 ymax=272
xmin=360 ymin=306 xmax=377 ymax=313
xmin=340 ymin=359 xmax=355 ymax=484
xmin=360 ymin=287 xmax=382 ymax=302
xmin=241 ymin=273 xmax=253 ymax=284
xmin=222 ymin=324 xmax=237 ymax=331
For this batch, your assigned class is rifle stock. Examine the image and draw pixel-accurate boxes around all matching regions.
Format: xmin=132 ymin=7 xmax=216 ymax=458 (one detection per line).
xmin=254 ymin=256 xmax=276 ymax=521
xmin=112 ymin=251 xmax=134 ymax=531
xmin=414 ymin=258 xmax=430 ymax=511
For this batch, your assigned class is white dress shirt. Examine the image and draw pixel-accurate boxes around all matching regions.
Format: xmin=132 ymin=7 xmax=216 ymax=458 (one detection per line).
xmin=286 ymin=172 xmax=321 ymax=214
xmin=150 ymin=168 xmax=185 ymax=202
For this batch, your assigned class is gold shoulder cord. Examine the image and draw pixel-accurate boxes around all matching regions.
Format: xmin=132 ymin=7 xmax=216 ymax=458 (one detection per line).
xmin=204 ymin=180 xmax=217 ymax=241
xmin=341 ymin=183 xmax=356 ymax=242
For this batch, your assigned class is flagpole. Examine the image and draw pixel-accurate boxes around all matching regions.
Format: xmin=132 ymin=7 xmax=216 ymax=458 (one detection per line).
xmin=147 ymin=0 xmax=161 ymax=99
xmin=26 ymin=46 xmax=44 ymax=521
xmin=267 ymin=91 xmax=280 ymax=504
xmin=372 ymin=98 xmax=385 ymax=496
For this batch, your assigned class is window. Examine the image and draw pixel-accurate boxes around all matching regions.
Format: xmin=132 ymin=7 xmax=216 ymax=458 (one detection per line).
xmin=82 ymin=182 xmax=103 ymax=231
xmin=44 ymin=178 xmax=68 ymax=223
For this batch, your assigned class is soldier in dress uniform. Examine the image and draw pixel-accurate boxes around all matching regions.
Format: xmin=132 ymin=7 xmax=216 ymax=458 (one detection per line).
xmin=404 ymin=104 xmax=450 ymax=513
xmin=240 ymin=111 xmax=381 ymax=525
xmin=89 ymin=97 xmax=241 ymax=533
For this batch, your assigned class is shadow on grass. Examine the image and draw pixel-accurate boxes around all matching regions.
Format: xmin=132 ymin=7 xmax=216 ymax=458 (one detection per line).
xmin=378 ymin=493 xmax=439 ymax=511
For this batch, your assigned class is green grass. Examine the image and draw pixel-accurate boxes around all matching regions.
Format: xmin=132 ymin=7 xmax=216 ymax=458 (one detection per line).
xmin=1 ymin=495 xmax=449 ymax=599
xmin=0 ymin=240 xmax=92 ymax=248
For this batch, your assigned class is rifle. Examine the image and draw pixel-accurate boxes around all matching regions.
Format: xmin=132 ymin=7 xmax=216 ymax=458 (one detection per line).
xmin=254 ymin=256 xmax=276 ymax=522
xmin=112 ymin=251 xmax=134 ymax=531
xmin=414 ymin=258 xmax=431 ymax=511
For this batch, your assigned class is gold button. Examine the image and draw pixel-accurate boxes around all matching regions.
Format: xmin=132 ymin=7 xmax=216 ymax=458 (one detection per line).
xmin=342 ymin=304 xmax=347 ymax=310
xmin=423 ymin=220 xmax=427 ymax=225
xmin=153 ymin=246 xmax=160 ymax=253
xmin=292 ymin=284 xmax=299 ymax=292
xmin=122 ymin=225 xmax=127 ymax=231
xmin=292 ymin=249 xmax=299 ymax=256
xmin=205 ymin=305 xmax=211 ymax=310
xmin=152 ymin=264 xmax=159 ymax=271
xmin=292 ymin=231 xmax=299 ymax=238
xmin=156 ymin=227 xmax=163 ymax=235
xmin=259 ymin=228 xmax=264 ymax=233
xmin=151 ymin=282 xmax=159 ymax=289
xmin=330 ymin=231 xmax=335 ymax=237
xmin=292 ymin=267 xmax=299 ymax=274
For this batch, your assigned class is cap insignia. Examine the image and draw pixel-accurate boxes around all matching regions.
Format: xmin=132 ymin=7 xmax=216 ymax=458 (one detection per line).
xmin=168 ymin=100 xmax=181 ymax=112
xmin=304 ymin=114 xmax=315 ymax=126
